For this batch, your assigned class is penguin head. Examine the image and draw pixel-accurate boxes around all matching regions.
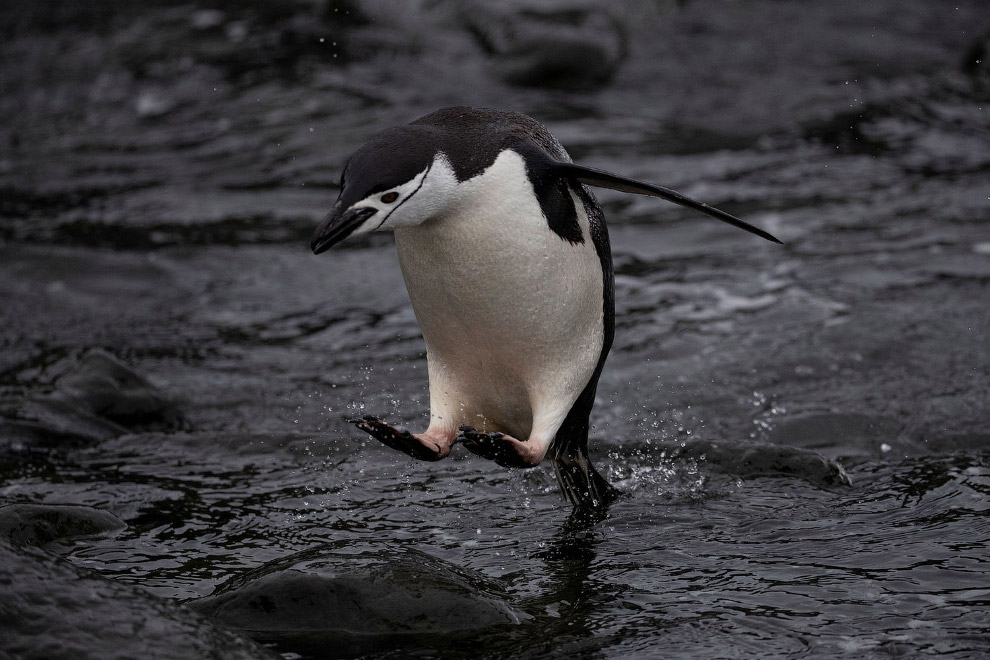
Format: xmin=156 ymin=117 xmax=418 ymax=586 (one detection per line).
xmin=313 ymin=109 xmax=783 ymax=253
xmin=311 ymin=127 xmax=459 ymax=254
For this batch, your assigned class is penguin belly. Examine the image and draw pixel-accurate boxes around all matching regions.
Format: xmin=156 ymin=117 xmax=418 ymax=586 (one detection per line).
xmin=394 ymin=151 xmax=604 ymax=442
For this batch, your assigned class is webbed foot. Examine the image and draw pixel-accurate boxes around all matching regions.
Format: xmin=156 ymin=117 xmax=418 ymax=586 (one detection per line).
xmin=350 ymin=415 xmax=448 ymax=461
xmin=456 ymin=425 xmax=542 ymax=468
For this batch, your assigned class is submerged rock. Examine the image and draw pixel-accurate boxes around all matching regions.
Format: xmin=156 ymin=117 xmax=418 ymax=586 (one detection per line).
xmin=0 ymin=503 xmax=126 ymax=548
xmin=191 ymin=542 xmax=527 ymax=650
xmin=0 ymin=541 xmax=275 ymax=660
xmin=676 ymin=438 xmax=851 ymax=487
xmin=1 ymin=401 xmax=126 ymax=446
xmin=1 ymin=349 xmax=182 ymax=448
xmin=460 ymin=1 xmax=626 ymax=89
xmin=54 ymin=349 xmax=179 ymax=427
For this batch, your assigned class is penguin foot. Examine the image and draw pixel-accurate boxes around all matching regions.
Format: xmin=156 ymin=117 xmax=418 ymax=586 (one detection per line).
xmin=349 ymin=415 xmax=448 ymax=462
xmin=456 ymin=425 xmax=542 ymax=468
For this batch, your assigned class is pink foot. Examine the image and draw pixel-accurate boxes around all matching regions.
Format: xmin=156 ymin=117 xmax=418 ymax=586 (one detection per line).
xmin=456 ymin=425 xmax=542 ymax=468
xmin=350 ymin=415 xmax=449 ymax=462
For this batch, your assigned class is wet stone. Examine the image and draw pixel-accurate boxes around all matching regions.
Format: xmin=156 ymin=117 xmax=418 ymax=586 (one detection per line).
xmin=54 ymin=349 xmax=179 ymax=427
xmin=0 ymin=403 xmax=126 ymax=447
xmin=0 ymin=503 xmax=126 ymax=548
xmin=1 ymin=349 xmax=181 ymax=449
xmin=676 ymin=438 xmax=852 ymax=487
xmin=460 ymin=1 xmax=626 ymax=89
xmin=190 ymin=542 xmax=528 ymax=651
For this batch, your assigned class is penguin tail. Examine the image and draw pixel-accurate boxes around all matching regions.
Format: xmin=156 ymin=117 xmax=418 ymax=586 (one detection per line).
xmin=550 ymin=447 xmax=622 ymax=509
xmin=556 ymin=161 xmax=782 ymax=244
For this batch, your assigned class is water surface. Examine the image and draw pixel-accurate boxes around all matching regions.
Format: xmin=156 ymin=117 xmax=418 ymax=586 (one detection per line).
xmin=2 ymin=1 xmax=989 ymax=658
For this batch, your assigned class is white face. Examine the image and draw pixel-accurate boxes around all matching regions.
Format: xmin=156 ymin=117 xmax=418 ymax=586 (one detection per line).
xmin=347 ymin=153 xmax=460 ymax=236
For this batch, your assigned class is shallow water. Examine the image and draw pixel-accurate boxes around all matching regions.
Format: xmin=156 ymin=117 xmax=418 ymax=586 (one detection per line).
xmin=2 ymin=1 xmax=990 ymax=658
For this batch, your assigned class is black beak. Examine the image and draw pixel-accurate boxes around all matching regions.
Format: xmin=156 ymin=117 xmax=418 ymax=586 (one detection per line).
xmin=310 ymin=206 xmax=378 ymax=254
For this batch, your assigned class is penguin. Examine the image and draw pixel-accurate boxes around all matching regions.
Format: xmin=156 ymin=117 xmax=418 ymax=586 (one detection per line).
xmin=311 ymin=106 xmax=780 ymax=508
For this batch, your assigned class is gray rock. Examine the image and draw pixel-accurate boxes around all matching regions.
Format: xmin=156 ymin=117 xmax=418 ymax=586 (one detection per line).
xmin=676 ymin=438 xmax=852 ymax=487
xmin=1 ymin=349 xmax=182 ymax=448
xmin=0 ymin=503 xmax=127 ymax=548
xmin=191 ymin=542 xmax=528 ymax=647
xmin=55 ymin=349 xmax=178 ymax=426
xmin=0 ymin=403 xmax=125 ymax=446
xmin=460 ymin=1 xmax=626 ymax=89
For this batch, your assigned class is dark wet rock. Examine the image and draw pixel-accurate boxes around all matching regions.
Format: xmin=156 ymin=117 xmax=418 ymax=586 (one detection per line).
xmin=1 ymin=401 xmax=127 ymax=447
xmin=0 ymin=503 xmax=126 ymax=548
xmin=0 ymin=540 xmax=276 ymax=660
xmin=55 ymin=349 xmax=178 ymax=426
xmin=1 ymin=349 xmax=181 ymax=449
xmin=460 ymin=1 xmax=626 ymax=89
xmin=191 ymin=542 xmax=528 ymax=650
xmin=676 ymin=438 xmax=851 ymax=487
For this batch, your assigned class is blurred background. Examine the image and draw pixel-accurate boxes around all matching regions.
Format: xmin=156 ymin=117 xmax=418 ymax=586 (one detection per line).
xmin=2 ymin=2 xmax=989 ymax=659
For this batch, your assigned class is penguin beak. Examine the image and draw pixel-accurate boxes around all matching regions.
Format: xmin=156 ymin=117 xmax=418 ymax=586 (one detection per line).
xmin=310 ymin=206 xmax=378 ymax=254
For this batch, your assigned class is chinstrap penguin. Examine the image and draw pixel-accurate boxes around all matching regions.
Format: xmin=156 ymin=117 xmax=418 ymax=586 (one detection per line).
xmin=311 ymin=107 xmax=780 ymax=508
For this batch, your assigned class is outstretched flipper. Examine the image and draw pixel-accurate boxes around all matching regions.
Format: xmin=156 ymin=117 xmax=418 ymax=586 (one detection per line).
xmin=555 ymin=161 xmax=782 ymax=244
xmin=349 ymin=415 xmax=448 ymax=461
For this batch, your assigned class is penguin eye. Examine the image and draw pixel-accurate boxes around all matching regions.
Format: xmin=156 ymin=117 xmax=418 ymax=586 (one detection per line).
xmin=380 ymin=192 xmax=399 ymax=204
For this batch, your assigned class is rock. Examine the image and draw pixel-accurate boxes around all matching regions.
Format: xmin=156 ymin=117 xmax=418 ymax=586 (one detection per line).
xmin=1 ymin=402 xmax=126 ymax=446
xmin=55 ymin=349 xmax=178 ymax=426
xmin=0 ymin=504 xmax=126 ymax=548
xmin=460 ymin=1 xmax=625 ymax=89
xmin=675 ymin=438 xmax=852 ymax=487
xmin=0 ymin=541 xmax=275 ymax=660
xmin=191 ymin=542 xmax=528 ymax=651
xmin=1 ymin=349 xmax=182 ymax=449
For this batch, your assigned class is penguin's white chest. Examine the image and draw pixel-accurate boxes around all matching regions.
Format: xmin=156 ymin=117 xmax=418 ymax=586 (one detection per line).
xmin=393 ymin=150 xmax=604 ymax=439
